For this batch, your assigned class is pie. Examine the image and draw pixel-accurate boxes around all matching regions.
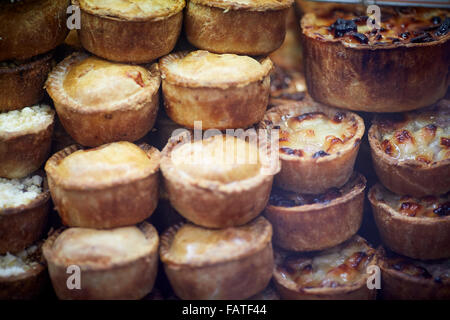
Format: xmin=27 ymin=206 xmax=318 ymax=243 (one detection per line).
xmin=160 ymin=132 xmax=280 ymax=228
xmin=0 ymin=0 xmax=69 ymax=61
xmin=269 ymin=66 xmax=306 ymax=107
xmin=160 ymin=217 xmax=274 ymax=300
xmin=378 ymin=247 xmax=450 ymax=300
xmin=301 ymin=6 xmax=450 ymax=112
xmin=368 ymin=101 xmax=449 ymax=197
xmin=273 ymin=235 xmax=378 ymax=300
xmin=45 ymin=52 xmax=161 ymax=147
xmin=265 ymin=172 xmax=366 ymax=251
xmin=73 ymin=0 xmax=185 ymax=63
xmin=0 ymin=105 xmax=55 ymax=179
xmin=0 ymin=173 xmax=50 ymax=255
xmin=43 ymin=223 xmax=159 ymax=300
xmin=185 ymin=0 xmax=293 ymax=55
xmin=369 ymin=184 xmax=450 ymax=260
xmin=45 ymin=142 xmax=160 ymax=229
xmin=261 ymin=97 xmax=364 ymax=193
xmin=159 ymin=50 xmax=273 ymax=130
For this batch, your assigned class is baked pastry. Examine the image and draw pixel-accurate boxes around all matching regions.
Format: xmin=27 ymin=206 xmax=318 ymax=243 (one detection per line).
xmin=269 ymin=66 xmax=306 ymax=107
xmin=159 ymin=51 xmax=273 ymax=130
xmin=160 ymin=217 xmax=274 ymax=300
xmin=0 ymin=242 xmax=49 ymax=300
xmin=0 ymin=105 xmax=55 ymax=179
xmin=73 ymin=0 xmax=185 ymax=63
xmin=261 ymin=98 xmax=364 ymax=193
xmin=378 ymin=247 xmax=450 ymax=300
xmin=265 ymin=172 xmax=366 ymax=251
xmin=301 ymin=7 xmax=450 ymax=112
xmin=45 ymin=142 xmax=160 ymax=229
xmin=0 ymin=174 xmax=50 ymax=255
xmin=43 ymin=223 xmax=159 ymax=300
xmin=0 ymin=0 xmax=69 ymax=61
xmin=0 ymin=53 xmax=54 ymax=112
xmin=160 ymin=132 xmax=280 ymax=228
xmin=368 ymin=102 xmax=449 ymax=197
xmin=185 ymin=0 xmax=293 ymax=55
xmin=273 ymin=235 xmax=378 ymax=300
xmin=45 ymin=52 xmax=161 ymax=147
xmin=369 ymin=184 xmax=449 ymax=260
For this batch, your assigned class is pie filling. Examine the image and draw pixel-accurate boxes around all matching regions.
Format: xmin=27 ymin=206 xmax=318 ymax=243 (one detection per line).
xmin=0 ymin=175 xmax=43 ymax=210
xmin=0 ymin=245 xmax=40 ymax=278
xmin=0 ymin=105 xmax=53 ymax=133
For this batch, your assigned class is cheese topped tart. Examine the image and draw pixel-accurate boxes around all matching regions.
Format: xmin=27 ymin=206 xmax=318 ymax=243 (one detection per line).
xmin=0 ymin=244 xmax=42 ymax=278
xmin=0 ymin=105 xmax=54 ymax=138
xmin=0 ymin=175 xmax=43 ymax=210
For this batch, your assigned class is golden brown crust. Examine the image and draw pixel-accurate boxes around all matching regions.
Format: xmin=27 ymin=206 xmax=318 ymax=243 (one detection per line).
xmin=45 ymin=143 xmax=160 ymax=229
xmin=0 ymin=0 xmax=69 ymax=61
xmin=265 ymin=172 xmax=366 ymax=251
xmin=369 ymin=184 xmax=450 ymax=260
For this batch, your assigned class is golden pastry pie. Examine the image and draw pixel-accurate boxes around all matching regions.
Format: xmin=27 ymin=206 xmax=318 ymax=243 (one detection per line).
xmin=159 ymin=50 xmax=273 ymax=130
xmin=0 ymin=53 xmax=54 ymax=112
xmin=378 ymin=247 xmax=450 ymax=300
xmin=43 ymin=223 xmax=159 ymax=300
xmin=0 ymin=0 xmax=69 ymax=61
xmin=45 ymin=142 xmax=160 ymax=229
xmin=0 ymin=173 xmax=50 ymax=255
xmin=45 ymin=52 xmax=161 ymax=147
xmin=301 ymin=7 xmax=450 ymax=112
xmin=73 ymin=0 xmax=185 ymax=63
xmin=185 ymin=0 xmax=293 ymax=55
xmin=0 ymin=105 xmax=55 ymax=179
xmin=160 ymin=217 xmax=274 ymax=300
xmin=369 ymin=184 xmax=449 ymax=260
xmin=261 ymin=98 xmax=364 ymax=193
xmin=265 ymin=172 xmax=366 ymax=251
xmin=273 ymin=235 xmax=378 ymax=300
xmin=368 ymin=101 xmax=449 ymax=197
xmin=160 ymin=132 xmax=280 ymax=228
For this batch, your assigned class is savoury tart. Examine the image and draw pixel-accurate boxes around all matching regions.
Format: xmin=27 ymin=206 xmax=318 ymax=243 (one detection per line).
xmin=160 ymin=132 xmax=280 ymax=228
xmin=0 ymin=53 xmax=54 ymax=112
xmin=378 ymin=247 xmax=450 ymax=300
xmin=0 ymin=0 xmax=69 ymax=61
xmin=369 ymin=184 xmax=449 ymax=260
xmin=73 ymin=0 xmax=184 ymax=63
xmin=46 ymin=52 xmax=161 ymax=147
xmin=301 ymin=7 xmax=450 ymax=112
xmin=45 ymin=142 xmax=160 ymax=229
xmin=43 ymin=223 xmax=159 ymax=300
xmin=160 ymin=51 xmax=273 ymax=130
xmin=368 ymin=102 xmax=449 ymax=197
xmin=265 ymin=172 xmax=366 ymax=252
xmin=0 ymin=173 xmax=50 ymax=255
xmin=0 ymin=105 xmax=55 ymax=179
xmin=160 ymin=217 xmax=274 ymax=300
xmin=273 ymin=235 xmax=378 ymax=300
xmin=261 ymin=98 xmax=364 ymax=193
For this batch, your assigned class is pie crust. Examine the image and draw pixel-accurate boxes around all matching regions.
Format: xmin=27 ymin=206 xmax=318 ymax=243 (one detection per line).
xmin=73 ymin=0 xmax=185 ymax=63
xmin=273 ymin=235 xmax=378 ymax=300
xmin=160 ymin=217 xmax=274 ymax=300
xmin=378 ymin=247 xmax=450 ymax=300
xmin=45 ymin=142 xmax=160 ymax=229
xmin=265 ymin=172 xmax=366 ymax=251
xmin=45 ymin=52 xmax=161 ymax=147
xmin=160 ymin=132 xmax=280 ymax=228
xmin=185 ymin=0 xmax=293 ymax=55
xmin=368 ymin=101 xmax=450 ymax=197
xmin=0 ymin=0 xmax=69 ymax=61
xmin=43 ymin=222 xmax=159 ymax=300
xmin=261 ymin=98 xmax=364 ymax=193
xmin=301 ymin=7 xmax=450 ymax=112
xmin=0 ymin=53 xmax=54 ymax=112
xmin=369 ymin=184 xmax=450 ymax=260
xmin=159 ymin=51 xmax=273 ymax=130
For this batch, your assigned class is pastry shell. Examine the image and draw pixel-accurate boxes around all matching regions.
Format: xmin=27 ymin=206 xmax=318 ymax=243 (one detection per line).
xmin=45 ymin=143 xmax=160 ymax=229
xmin=265 ymin=172 xmax=366 ymax=252
xmin=159 ymin=217 xmax=274 ymax=300
xmin=369 ymin=184 xmax=450 ymax=260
